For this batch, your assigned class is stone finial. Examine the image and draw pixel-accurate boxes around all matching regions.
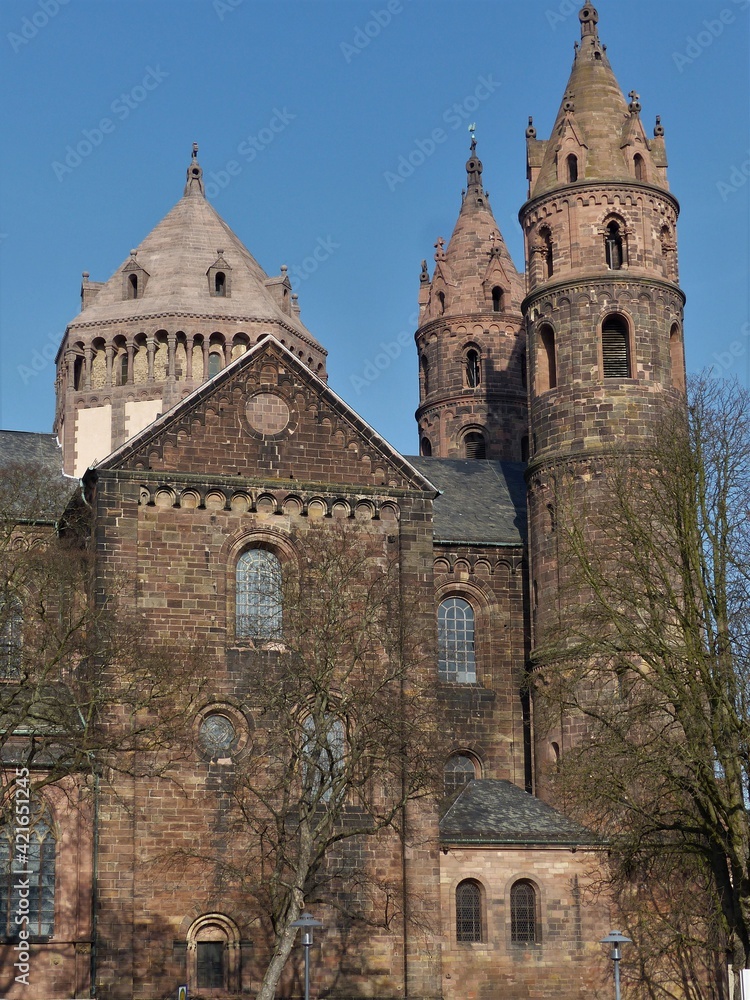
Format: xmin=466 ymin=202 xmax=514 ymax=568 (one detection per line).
xmin=130 ymin=250 xmax=137 ymax=259
xmin=434 ymin=237 xmax=446 ymax=262
xmin=654 ymin=115 xmax=665 ymax=137
xmin=420 ymin=260 xmax=430 ymax=284
xmin=465 ymin=133 xmax=483 ymax=191
xmin=563 ymin=91 xmax=576 ymax=114
xmin=579 ymin=4 xmax=599 ymax=37
xmin=184 ymin=143 xmax=206 ymax=197
xmin=526 ymin=116 xmax=537 ymax=139
xmin=628 ymin=90 xmax=641 ymax=115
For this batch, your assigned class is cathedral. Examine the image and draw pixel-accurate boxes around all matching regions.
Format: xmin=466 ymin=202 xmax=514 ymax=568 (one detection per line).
xmin=0 ymin=4 xmax=688 ymax=998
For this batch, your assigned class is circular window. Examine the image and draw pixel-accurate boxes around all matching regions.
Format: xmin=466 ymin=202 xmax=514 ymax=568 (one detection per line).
xmin=199 ymin=714 xmax=236 ymax=758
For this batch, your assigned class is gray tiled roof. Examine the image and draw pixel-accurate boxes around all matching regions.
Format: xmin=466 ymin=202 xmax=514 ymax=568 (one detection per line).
xmin=440 ymin=780 xmax=597 ymax=846
xmin=0 ymin=431 xmax=73 ymax=520
xmin=407 ymin=457 xmax=527 ymax=546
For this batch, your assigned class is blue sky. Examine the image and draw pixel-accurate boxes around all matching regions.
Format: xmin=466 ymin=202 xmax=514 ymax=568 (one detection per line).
xmin=1 ymin=0 xmax=748 ymax=456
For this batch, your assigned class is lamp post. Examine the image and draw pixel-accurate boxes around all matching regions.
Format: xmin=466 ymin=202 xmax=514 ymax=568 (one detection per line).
xmin=291 ymin=912 xmax=323 ymax=1000
xmin=600 ymin=930 xmax=632 ymax=1000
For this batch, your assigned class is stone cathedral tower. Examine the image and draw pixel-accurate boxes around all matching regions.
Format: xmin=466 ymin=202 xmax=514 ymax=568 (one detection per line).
xmin=520 ymin=4 xmax=687 ymax=790
xmin=415 ymin=137 xmax=528 ymax=462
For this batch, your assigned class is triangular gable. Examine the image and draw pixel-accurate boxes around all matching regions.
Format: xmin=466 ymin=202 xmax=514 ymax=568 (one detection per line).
xmin=95 ymin=337 xmax=437 ymax=494
xmin=554 ymin=113 xmax=588 ymax=151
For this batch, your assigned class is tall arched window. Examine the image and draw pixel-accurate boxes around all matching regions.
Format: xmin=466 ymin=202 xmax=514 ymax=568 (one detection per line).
xmin=537 ymin=325 xmax=557 ymax=392
xmin=0 ymin=595 xmax=22 ymax=679
xmin=208 ymin=352 xmax=222 ymax=378
xmin=465 ymin=349 xmax=481 ymax=388
xmin=510 ymin=880 xmax=538 ymax=943
xmin=463 ymin=431 xmax=486 ymax=460
xmin=303 ymin=712 xmax=346 ymax=805
xmin=438 ymin=598 xmax=476 ymax=683
xmin=602 ymin=314 xmax=631 ymax=378
xmin=128 ymin=273 xmax=139 ymax=299
xmin=437 ymin=291 xmax=446 ymax=315
xmin=236 ymin=549 xmax=282 ymax=640
xmin=539 ymin=227 xmax=554 ymax=279
xmin=420 ymin=437 xmax=432 ymax=457
xmin=492 ymin=286 xmax=504 ymax=312
xmin=444 ymin=754 xmax=477 ymax=797
xmin=605 ymin=221 xmax=625 ymax=270
xmin=566 ymin=153 xmax=578 ymax=183
xmin=634 ymin=153 xmax=645 ymax=181
xmin=670 ymin=323 xmax=685 ymax=393
xmin=117 ymin=352 xmax=129 ymax=386
xmin=0 ymin=802 xmax=55 ymax=938
xmin=456 ymin=880 xmax=483 ymax=942
xmin=420 ymin=355 xmax=429 ymax=397
xmin=214 ymin=271 xmax=226 ymax=296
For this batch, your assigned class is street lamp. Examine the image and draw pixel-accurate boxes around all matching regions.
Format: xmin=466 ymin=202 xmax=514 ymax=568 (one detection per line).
xmin=291 ymin=912 xmax=323 ymax=1000
xmin=600 ymin=930 xmax=632 ymax=1000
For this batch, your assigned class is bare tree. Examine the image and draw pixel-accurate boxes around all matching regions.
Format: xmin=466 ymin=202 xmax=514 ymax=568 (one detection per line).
xmin=0 ymin=459 xmax=206 ymax=801
xmin=534 ymin=379 xmax=750 ymax=999
xmin=172 ymin=521 xmax=441 ymax=1000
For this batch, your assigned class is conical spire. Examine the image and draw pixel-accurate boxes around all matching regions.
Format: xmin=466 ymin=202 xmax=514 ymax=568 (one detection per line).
xmin=527 ymin=4 xmax=668 ymax=198
xmin=184 ymin=142 xmax=205 ymax=197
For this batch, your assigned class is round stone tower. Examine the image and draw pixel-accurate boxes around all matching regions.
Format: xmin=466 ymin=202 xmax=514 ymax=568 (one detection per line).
xmin=521 ymin=5 xmax=687 ymax=790
xmin=415 ymin=137 xmax=527 ymax=462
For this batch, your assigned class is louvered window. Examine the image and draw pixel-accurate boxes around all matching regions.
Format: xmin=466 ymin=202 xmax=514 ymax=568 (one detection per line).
xmin=463 ymin=432 xmax=486 ymax=460
xmin=602 ymin=316 xmax=631 ymax=378
xmin=456 ymin=880 xmax=482 ymax=942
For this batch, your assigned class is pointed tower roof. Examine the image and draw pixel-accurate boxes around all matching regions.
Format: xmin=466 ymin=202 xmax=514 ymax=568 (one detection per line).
xmin=529 ymin=4 xmax=668 ymax=199
xmin=67 ymin=147 xmax=323 ymax=354
xmin=423 ymin=136 xmax=523 ymax=321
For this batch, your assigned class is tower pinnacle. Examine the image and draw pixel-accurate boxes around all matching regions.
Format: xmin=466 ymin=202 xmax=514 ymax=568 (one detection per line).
xmin=184 ymin=142 xmax=205 ymax=197
xmin=579 ymin=4 xmax=599 ymax=38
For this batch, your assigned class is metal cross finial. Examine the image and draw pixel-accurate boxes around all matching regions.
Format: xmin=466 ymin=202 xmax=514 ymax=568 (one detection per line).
xmin=469 ymin=123 xmax=476 ymax=140
xmin=628 ymin=91 xmax=639 ymax=102
xmin=192 ymin=142 xmax=199 ymax=160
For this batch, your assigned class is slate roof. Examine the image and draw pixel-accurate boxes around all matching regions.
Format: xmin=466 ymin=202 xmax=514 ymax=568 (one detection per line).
xmin=0 ymin=431 xmax=74 ymax=521
xmin=407 ymin=457 xmax=526 ymax=546
xmin=440 ymin=779 xmax=597 ymax=847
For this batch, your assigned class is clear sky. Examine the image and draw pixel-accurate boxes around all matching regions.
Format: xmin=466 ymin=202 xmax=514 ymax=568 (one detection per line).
xmin=1 ymin=0 xmax=748 ymax=457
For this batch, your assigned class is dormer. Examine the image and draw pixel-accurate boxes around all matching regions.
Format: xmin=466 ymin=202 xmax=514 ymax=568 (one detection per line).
xmin=122 ymin=251 xmax=149 ymax=300
xmin=207 ymin=249 xmax=232 ymax=298
xmin=554 ymin=104 xmax=589 ymax=185
xmin=264 ymin=265 xmax=293 ymax=315
xmin=81 ymin=272 xmax=105 ymax=311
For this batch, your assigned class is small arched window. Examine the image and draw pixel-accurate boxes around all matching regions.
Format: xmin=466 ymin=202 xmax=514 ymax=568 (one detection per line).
xmin=540 ymin=227 xmax=554 ymax=279
xmin=566 ymin=153 xmax=578 ymax=183
xmin=0 ymin=801 xmax=55 ymax=938
xmin=128 ymin=273 xmax=138 ymax=299
xmin=117 ymin=353 xmax=128 ymax=386
xmin=492 ymin=286 xmax=504 ymax=312
xmin=605 ymin=221 xmax=625 ymax=270
xmin=634 ymin=154 xmax=645 ymax=181
xmin=437 ymin=291 xmax=446 ymax=315
xmin=456 ymin=880 xmax=483 ymax=942
xmin=208 ymin=352 xmax=222 ymax=378
xmin=537 ymin=325 xmax=557 ymax=392
xmin=510 ymin=880 xmax=538 ymax=944
xmin=463 ymin=431 xmax=486 ymax=460
xmin=236 ymin=549 xmax=282 ymax=641
xmin=72 ymin=355 xmax=84 ymax=391
xmin=421 ymin=437 xmax=432 ymax=457
xmin=444 ymin=754 xmax=477 ymax=797
xmin=421 ymin=355 xmax=429 ymax=397
xmin=214 ymin=271 xmax=226 ymax=296
xmin=0 ymin=595 xmax=22 ymax=679
xmin=602 ymin=314 xmax=631 ymax=379
xmin=465 ymin=349 xmax=481 ymax=388
xmin=438 ymin=597 xmax=476 ymax=683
